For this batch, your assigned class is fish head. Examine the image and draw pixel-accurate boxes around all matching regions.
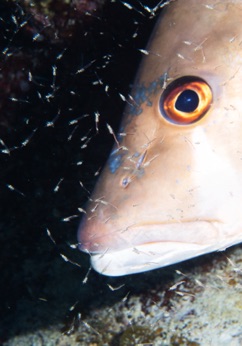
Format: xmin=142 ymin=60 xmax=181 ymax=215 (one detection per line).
xmin=78 ymin=0 xmax=242 ymax=276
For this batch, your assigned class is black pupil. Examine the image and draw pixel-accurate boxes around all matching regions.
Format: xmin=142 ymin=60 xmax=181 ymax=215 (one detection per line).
xmin=175 ymin=89 xmax=199 ymax=113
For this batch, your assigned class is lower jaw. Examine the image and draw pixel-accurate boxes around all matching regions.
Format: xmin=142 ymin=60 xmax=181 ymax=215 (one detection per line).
xmin=89 ymin=240 xmax=218 ymax=276
xmin=84 ymin=219 xmax=242 ymax=276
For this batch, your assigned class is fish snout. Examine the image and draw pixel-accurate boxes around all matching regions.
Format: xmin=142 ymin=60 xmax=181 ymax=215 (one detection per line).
xmin=77 ymin=214 xmax=130 ymax=254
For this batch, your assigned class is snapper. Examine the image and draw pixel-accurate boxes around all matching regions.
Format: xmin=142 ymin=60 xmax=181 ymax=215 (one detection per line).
xmin=78 ymin=0 xmax=242 ymax=276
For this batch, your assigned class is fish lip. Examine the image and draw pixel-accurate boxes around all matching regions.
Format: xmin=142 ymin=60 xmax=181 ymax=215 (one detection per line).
xmin=88 ymin=240 xmax=217 ymax=277
xmin=79 ymin=219 xmax=222 ymax=254
xmin=80 ymin=219 xmax=242 ymax=276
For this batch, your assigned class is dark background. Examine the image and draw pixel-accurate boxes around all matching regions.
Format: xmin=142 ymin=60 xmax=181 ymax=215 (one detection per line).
xmin=0 ymin=0 xmax=171 ymax=342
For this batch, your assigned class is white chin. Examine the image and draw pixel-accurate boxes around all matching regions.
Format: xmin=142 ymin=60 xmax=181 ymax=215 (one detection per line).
xmin=90 ymin=239 xmax=236 ymax=276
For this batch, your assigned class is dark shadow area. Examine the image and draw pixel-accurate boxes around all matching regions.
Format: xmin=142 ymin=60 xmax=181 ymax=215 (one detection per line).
xmin=0 ymin=0 xmax=167 ymax=342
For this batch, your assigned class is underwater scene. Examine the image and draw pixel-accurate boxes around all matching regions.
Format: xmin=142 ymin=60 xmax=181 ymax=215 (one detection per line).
xmin=1 ymin=1 xmax=242 ymax=345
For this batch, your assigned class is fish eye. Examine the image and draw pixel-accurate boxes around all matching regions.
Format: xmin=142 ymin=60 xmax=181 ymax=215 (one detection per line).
xmin=159 ymin=76 xmax=212 ymax=125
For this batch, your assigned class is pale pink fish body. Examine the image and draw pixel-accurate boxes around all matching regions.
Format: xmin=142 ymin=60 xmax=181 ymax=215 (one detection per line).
xmin=78 ymin=0 xmax=242 ymax=276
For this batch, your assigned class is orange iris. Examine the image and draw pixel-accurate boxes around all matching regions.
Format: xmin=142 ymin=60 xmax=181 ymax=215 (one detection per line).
xmin=160 ymin=76 xmax=213 ymax=125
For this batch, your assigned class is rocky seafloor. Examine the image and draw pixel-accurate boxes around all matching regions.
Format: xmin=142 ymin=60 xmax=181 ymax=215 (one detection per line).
xmin=3 ymin=245 xmax=242 ymax=346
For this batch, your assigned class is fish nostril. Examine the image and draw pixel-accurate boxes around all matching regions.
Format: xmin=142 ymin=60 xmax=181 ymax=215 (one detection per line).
xmin=159 ymin=76 xmax=213 ymax=125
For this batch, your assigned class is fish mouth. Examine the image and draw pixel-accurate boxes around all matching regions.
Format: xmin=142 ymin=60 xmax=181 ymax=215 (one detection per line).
xmin=79 ymin=219 xmax=235 ymax=276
